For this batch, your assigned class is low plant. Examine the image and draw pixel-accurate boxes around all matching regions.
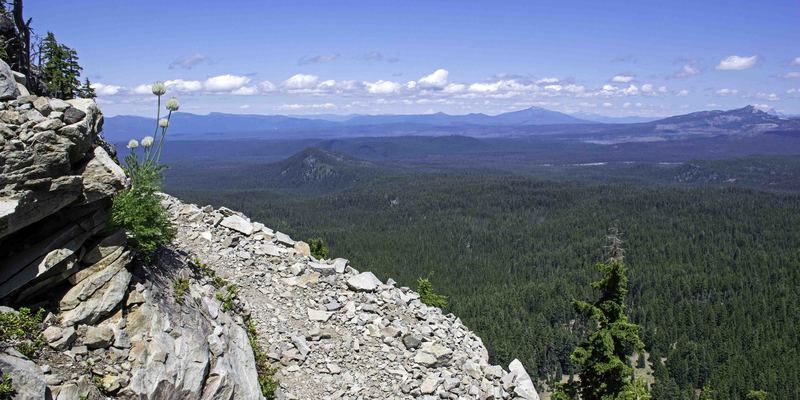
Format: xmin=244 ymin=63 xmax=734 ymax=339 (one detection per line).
xmin=246 ymin=318 xmax=278 ymax=399
xmin=109 ymin=82 xmax=179 ymax=260
xmin=172 ymin=277 xmax=189 ymax=305
xmin=307 ymin=237 xmax=330 ymax=259
xmin=215 ymin=284 xmax=238 ymax=311
xmin=0 ymin=307 xmax=45 ymax=359
xmin=416 ymin=277 xmax=448 ymax=309
xmin=0 ymin=374 xmax=14 ymax=399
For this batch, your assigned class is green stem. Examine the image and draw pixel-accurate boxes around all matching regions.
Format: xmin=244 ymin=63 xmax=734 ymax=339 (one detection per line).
xmin=155 ymin=110 xmax=172 ymax=163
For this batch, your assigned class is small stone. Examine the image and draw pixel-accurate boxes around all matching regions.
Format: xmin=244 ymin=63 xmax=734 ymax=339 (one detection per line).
xmin=324 ymin=301 xmax=341 ymax=312
xmin=403 ymin=334 xmax=423 ymax=350
xmin=294 ymin=241 xmax=310 ymax=257
xmin=307 ymin=308 xmax=333 ymax=322
xmin=420 ymin=377 xmax=439 ymax=394
xmin=291 ymin=335 xmax=311 ymax=357
xmin=327 ymin=363 xmax=342 ymax=374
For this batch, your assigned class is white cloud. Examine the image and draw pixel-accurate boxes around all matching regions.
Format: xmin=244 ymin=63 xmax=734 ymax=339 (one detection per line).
xmin=278 ymin=103 xmax=337 ymax=111
xmin=536 ymin=77 xmax=559 ymax=84
xmin=602 ymin=102 xmax=613 ymax=107
xmin=658 ymin=86 xmax=668 ymax=93
xmin=469 ymin=82 xmax=501 ymax=93
xmin=792 ymin=57 xmax=800 ymax=66
xmin=716 ymin=55 xmax=758 ymax=70
xmin=783 ymin=72 xmax=800 ymax=79
xmin=231 ymin=86 xmax=258 ymax=95
xmin=442 ymin=83 xmax=466 ymax=94
xmin=165 ymin=79 xmax=203 ymax=92
xmin=91 ymin=82 xmax=122 ymax=96
xmin=132 ymin=84 xmax=153 ymax=95
xmin=283 ymin=74 xmax=320 ymax=90
xmin=204 ymin=74 xmax=251 ymax=92
xmin=677 ymin=89 xmax=690 ymax=96
xmin=755 ymin=92 xmax=780 ymax=101
xmin=240 ymin=104 xmax=251 ymax=109
xmin=673 ymin=64 xmax=701 ymax=78
xmin=418 ymin=69 xmax=449 ymax=88
xmin=622 ymin=84 xmax=639 ymax=95
xmin=611 ymin=74 xmax=635 ymax=83
xmin=544 ymin=84 xmax=562 ymax=92
xmin=364 ymin=80 xmax=402 ymax=94
xmin=641 ymin=84 xmax=654 ymax=93
xmin=716 ymin=88 xmax=739 ymax=96
xmin=563 ymin=84 xmax=586 ymax=94
xmin=258 ymin=81 xmax=277 ymax=93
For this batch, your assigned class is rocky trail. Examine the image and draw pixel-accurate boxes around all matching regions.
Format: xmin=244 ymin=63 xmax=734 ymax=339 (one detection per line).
xmin=163 ymin=194 xmax=540 ymax=399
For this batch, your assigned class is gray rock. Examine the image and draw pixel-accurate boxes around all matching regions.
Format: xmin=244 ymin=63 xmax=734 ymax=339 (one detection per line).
xmin=346 ymin=271 xmax=382 ymax=292
xmin=307 ymin=308 xmax=333 ymax=322
xmin=84 ymin=325 xmax=114 ymax=349
xmin=44 ymin=326 xmax=76 ymax=351
xmin=291 ymin=335 xmax=311 ymax=357
xmin=275 ymin=231 xmax=295 ymax=246
xmin=60 ymin=267 xmax=132 ymax=326
xmin=80 ymin=146 xmax=127 ymax=203
xmin=220 ymin=215 xmax=254 ymax=235
xmin=403 ymin=334 xmax=423 ymax=350
xmin=308 ymin=261 xmax=336 ymax=276
xmin=509 ymin=359 xmax=540 ymax=400
xmin=63 ymin=106 xmax=86 ymax=125
xmin=0 ymin=350 xmax=52 ymax=399
xmin=0 ymin=60 xmax=20 ymax=100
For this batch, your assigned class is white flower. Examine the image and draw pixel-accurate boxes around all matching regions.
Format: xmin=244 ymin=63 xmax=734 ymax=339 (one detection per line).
xmin=165 ymin=97 xmax=180 ymax=111
xmin=127 ymin=139 xmax=139 ymax=149
xmin=152 ymin=81 xmax=167 ymax=96
xmin=158 ymin=118 xmax=169 ymax=128
xmin=141 ymin=136 xmax=154 ymax=147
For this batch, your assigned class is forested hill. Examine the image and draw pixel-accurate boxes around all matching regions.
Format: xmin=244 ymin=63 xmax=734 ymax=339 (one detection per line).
xmin=170 ymin=173 xmax=800 ymax=399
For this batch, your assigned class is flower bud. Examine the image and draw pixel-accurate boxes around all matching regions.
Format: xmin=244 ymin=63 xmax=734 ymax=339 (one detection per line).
xmin=166 ymin=97 xmax=180 ymax=111
xmin=152 ymin=81 xmax=167 ymax=96
xmin=141 ymin=136 xmax=155 ymax=147
xmin=127 ymin=139 xmax=139 ymax=149
xmin=158 ymin=118 xmax=169 ymax=128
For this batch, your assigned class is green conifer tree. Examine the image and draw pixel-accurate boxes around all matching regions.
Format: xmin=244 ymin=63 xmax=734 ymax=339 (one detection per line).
xmin=78 ymin=77 xmax=96 ymax=99
xmin=40 ymin=32 xmax=81 ymax=99
xmin=554 ymin=229 xmax=650 ymax=400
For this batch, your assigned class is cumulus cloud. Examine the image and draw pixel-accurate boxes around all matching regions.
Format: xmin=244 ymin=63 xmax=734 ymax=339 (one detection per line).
xmin=673 ymin=63 xmax=701 ymax=78
xmin=231 ymin=86 xmax=259 ymax=95
xmin=536 ymin=77 xmax=559 ymax=84
xmin=611 ymin=74 xmax=635 ymax=83
xmin=283 ymin=74 xmax=320 ymax=90
xmin=298 ymin=54 xmax=339 ymax=65
xmin=755 ymin=92 xmax=780 ymax=101
xmin=169 ymin=53 xmax=211 ymax=70
xmin=91 ymin=82 xmax=122 ymax=96
xmin=164 ymin=79 xmax=203 ymax=93
xmin=204 ymin=74 xmax=251 ymax=92
xmin=364 ymin=80 xmax=402 ymax=94
xmin=677 ymin=89 xmax=690 ymax=96
xmin=418 ymin=69 xmax=449 ymax=88
xmin=716 ymin=55 xmax=758 ymax=70
xmin=258 ymin=81 xmax=277 ymax=92
xmin=716 ymin=88 xmax=739 ymax=96
xmin=442 ymin=83 xmax=466 ymax=94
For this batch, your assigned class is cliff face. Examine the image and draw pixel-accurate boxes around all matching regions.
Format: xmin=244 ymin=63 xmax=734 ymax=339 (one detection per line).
xmin=0 ymin=57 xmax=539 ymax=399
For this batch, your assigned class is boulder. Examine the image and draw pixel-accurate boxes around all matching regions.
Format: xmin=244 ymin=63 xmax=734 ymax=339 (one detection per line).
xmin=509 ymin=359 xmax=540 ymax=400
xmin=0 ymin=60 xmax=20 ymax=100
xmin=80 ymin=146 xmax=128 ymax=203
xmin=220 ymin=215 xmax=253 ymax=236
xmin=60 ymin=267 xmax=132 ymax=326
xmin=84 ymin=324 xmax=115 ymax=349
xmin=0 ymin=350 xmax=52 ymax=399
xmin=346 ymin=271 xmax=382 ymax=292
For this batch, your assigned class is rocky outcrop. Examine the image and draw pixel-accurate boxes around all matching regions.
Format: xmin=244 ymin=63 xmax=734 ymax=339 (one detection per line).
xmin=0 ymin=58 xmax=264 ymax=399
xmin=164 ymin=194 xmax=541 ymax=399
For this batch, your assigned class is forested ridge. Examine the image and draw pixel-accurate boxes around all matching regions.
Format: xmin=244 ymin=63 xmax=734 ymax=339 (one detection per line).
xmin=171 ymin=174 xmax=800 ymax=399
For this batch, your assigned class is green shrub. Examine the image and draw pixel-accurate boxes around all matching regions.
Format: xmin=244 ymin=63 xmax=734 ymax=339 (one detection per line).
xmin=308 ymin=237 xmax=329 ymax=259
xmin=416 ymin=277 xmax=448 ymax=309
xmin=216 ymin=284 xmax=238 ymax=312
xmin=109 ymin=81 xmax=180 ymax=260
xmin=172 ymin=277 xmax=189 ymax=305
xmin=0 ymin=307 xmax=45 ymax=359
xmin=0 ymin=374 xmax=14 ymax=400
xmin=246 ymin=318 xmax=278 ymax=399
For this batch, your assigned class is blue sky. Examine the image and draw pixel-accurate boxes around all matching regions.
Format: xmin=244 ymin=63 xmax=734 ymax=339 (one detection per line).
xmin=27 ymin=0 xmax=800 ymax=116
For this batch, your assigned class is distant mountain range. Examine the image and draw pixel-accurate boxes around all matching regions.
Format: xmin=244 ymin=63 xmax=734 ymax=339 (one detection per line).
xmin=104 ymin=105 xmax=800 ymax=143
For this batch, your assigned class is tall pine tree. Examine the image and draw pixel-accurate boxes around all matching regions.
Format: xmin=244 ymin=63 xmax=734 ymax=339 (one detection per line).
xmin=554 ymin=229 xmax=650 ymax=400
xmin=40 ymin=32 xmax=81 ymax=99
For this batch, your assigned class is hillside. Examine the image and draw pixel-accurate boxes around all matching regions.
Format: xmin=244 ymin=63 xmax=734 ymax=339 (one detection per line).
xmin=173 ymin=173 xmax=800 ymax=399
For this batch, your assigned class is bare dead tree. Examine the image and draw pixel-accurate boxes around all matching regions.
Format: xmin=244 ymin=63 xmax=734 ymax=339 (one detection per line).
xmin=606 ymin=226 xmax=625 ymax=263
